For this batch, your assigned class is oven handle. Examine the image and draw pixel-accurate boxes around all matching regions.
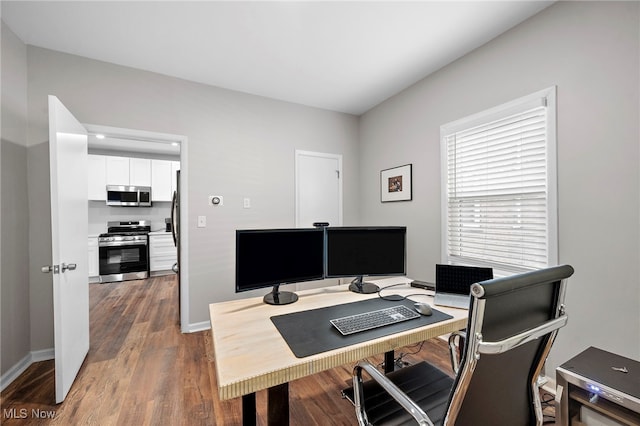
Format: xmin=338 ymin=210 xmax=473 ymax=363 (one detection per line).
xmin=99 ymin=240 xmax=148 ymax=248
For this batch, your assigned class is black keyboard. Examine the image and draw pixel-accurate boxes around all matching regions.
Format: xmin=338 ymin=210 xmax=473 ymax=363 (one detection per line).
xmin=330 ymin=305 xmax=420 ymax=336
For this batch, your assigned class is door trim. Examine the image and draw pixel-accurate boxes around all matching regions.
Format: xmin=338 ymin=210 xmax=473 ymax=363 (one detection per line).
xmin=84 ymin=124 xmax=191 ymax=333
xmin=294 ymin=150 xmax=343 ymax=228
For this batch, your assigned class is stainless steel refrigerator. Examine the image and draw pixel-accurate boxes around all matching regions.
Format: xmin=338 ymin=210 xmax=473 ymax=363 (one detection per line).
xmin=171 ymin=170 xmax=181 ymax=323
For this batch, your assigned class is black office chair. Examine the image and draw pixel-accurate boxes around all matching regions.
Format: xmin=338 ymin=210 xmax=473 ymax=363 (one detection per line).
xmin=349 ymin=264 xmax=574 ymax=426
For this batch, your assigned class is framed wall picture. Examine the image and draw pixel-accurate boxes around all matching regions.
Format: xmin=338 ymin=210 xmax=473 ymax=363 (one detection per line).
xmin=381 ymin=164 xmax=412 ymax=202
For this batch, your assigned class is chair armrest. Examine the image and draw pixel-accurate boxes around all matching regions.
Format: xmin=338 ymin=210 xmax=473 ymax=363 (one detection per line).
xmin=477 ymin=314 xmax=567 ymax=355
xmin=353 ymin=361 xmax=435 ymax=426
xmin=448 ymin=330 xmax=466 ymax=374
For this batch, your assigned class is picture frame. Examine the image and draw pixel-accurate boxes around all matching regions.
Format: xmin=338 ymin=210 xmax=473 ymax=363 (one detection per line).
xmin=381 ymin=164 xmax=412 ymax=202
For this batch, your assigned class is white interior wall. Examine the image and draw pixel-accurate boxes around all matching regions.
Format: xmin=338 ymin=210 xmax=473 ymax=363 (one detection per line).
xmin=0 ymin=21 xmax=30 ymax=376
xmin=358 ymin=1 xmax=640 ymax=374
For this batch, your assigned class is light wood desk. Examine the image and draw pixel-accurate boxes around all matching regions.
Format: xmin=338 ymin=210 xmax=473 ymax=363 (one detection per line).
xmin=209 ymin=277 xmax=468 ymax=425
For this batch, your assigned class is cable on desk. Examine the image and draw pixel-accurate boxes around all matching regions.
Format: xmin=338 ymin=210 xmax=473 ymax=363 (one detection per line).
xmin=376 ymin=282 xmax=426 ymax=302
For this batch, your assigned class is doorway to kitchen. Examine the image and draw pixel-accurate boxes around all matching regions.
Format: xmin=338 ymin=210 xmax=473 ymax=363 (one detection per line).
xmin=84 ymin=124 xmax=190 ymax=332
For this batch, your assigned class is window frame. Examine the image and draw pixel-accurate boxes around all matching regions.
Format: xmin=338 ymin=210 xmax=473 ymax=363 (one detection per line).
xmin=440 ymin=86 xmax=558 ymax=276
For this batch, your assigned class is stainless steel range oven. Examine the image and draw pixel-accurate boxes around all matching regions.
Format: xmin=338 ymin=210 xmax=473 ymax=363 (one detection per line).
xmin=98 ymin=220 xmax=151 ymax=283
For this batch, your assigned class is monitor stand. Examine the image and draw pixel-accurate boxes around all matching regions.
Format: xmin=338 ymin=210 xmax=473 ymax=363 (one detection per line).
xmin=263 ymin=284 xmax=298 ymax=305
xmin=348 ymin=276 xmax=380 ymax=294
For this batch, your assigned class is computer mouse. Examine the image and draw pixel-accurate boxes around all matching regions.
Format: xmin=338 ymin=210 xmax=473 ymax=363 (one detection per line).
xmin=414 ymin=302 xmax=433 ymax=316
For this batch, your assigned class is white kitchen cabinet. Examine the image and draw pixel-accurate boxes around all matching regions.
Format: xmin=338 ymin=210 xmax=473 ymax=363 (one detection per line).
xmin=87 ymin=155 xmax=107 ymax=200
xmin=129 ymin=158 xmax=151 ymax=186
xmin=151 ymin=160 xmax=173 ymax=201
xmin=105 ymin=156 xmax=130 ymax=185
xmin=89 ymin=155 xmax=177 ymax=201
xmin=149 ymin=233 xmax=177 ymax=273
xmin=88 ymin=237 xmax=99 ymax=278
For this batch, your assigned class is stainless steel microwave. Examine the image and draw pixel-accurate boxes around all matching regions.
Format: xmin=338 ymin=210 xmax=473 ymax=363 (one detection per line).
xmin=106 ymin=185 xmax=152 ymax=207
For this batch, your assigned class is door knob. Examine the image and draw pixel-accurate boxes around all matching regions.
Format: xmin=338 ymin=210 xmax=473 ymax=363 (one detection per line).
xmin=172 ymin=262 xmax=179 ymax=273
xmin=61 ymin=263 xmax=77 ymax=272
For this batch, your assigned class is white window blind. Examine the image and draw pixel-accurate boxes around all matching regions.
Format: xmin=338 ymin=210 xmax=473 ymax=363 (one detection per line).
xmin=441 ymin=88 xmax=557 ymax=274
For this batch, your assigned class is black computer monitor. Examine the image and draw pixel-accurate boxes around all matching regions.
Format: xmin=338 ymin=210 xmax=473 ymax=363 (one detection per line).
xmin=235 ymin=228 xmax=325 ymax=305
xmin=325 ymin=226 xmax=407 ymax=294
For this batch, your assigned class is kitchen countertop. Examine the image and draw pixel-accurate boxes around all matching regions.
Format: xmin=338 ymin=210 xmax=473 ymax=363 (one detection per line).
xmin=148 ymin=230 xmax=173 ymax=236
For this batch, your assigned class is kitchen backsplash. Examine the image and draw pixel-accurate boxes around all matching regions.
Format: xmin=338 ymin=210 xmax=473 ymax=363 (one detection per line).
xmin=89 ymin=201 xmax=172 ymax=235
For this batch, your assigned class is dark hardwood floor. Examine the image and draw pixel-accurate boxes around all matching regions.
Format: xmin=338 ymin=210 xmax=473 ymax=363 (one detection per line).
xmin=1 ymin=275 xmax=532 ymax=425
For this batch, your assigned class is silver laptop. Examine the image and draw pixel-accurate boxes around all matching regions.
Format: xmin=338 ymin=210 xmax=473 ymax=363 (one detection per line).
xmin=434 ymin=264 xmax=493 ymax=309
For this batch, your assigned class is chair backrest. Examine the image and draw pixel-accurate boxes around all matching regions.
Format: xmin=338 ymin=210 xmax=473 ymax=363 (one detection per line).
xmin=445 ymin=264 xmax=574 ymax=426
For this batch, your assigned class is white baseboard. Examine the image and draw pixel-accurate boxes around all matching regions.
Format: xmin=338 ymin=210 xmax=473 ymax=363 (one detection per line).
xmin=31 ymin=348 xmax=55 ymax=362
xmin=0 ymin=354 xmax=31 ymax=392
xmin=183 ymin=320 xmax=211 ymax=333
xmin=0 ymin=348 xmax=54 ymax=392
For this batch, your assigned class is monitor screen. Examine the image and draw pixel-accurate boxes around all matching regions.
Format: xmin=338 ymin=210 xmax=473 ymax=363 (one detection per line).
xmin=235 ymin=228 xmax=325 ymax=293
xmin=325 ymin=226 xmax=407 ymax=279
xmin=435 ymin=264 xmax=493 ymax=295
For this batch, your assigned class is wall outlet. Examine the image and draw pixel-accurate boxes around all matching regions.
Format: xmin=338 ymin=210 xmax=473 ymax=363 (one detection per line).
xmin=209 ymin=195 xmax=223 ymax=206
xmin=243 ymin=198 xmax=251 ymax=208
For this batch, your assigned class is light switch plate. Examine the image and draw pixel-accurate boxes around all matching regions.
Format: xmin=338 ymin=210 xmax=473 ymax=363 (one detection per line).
xmin=197 ymin=216 xmax=206 ymax=228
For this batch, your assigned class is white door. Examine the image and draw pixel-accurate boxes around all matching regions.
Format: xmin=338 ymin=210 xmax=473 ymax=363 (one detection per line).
xmin=295 ymin=150 xmax=343 ymax=228
xmin=47 ymin=96 xmax=90 ymax=403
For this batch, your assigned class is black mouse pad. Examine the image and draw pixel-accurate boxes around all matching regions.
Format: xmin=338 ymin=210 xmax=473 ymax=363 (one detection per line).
xmin=270 ymin=297 xmax=454 ymax=358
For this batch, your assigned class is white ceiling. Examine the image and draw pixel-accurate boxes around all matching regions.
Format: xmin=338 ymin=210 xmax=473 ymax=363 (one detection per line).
xmin=2 ymin=1 xmax=552 ymax=116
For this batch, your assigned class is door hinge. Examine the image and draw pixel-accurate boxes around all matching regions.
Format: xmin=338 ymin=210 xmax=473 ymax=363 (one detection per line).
xmin=61 ymin=263 xmax=77 ymax=272
xmin=42 ymin=265 xmax=60 ymax=274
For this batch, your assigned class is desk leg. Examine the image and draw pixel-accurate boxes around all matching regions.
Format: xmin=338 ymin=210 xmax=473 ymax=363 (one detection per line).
xmin=242 ymin=393 xmax=256 ymax=426
xmin=384 ymin=351 xmax=395 ymax=374
xmin=268 ymin=383 xmax=289 ymax=425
